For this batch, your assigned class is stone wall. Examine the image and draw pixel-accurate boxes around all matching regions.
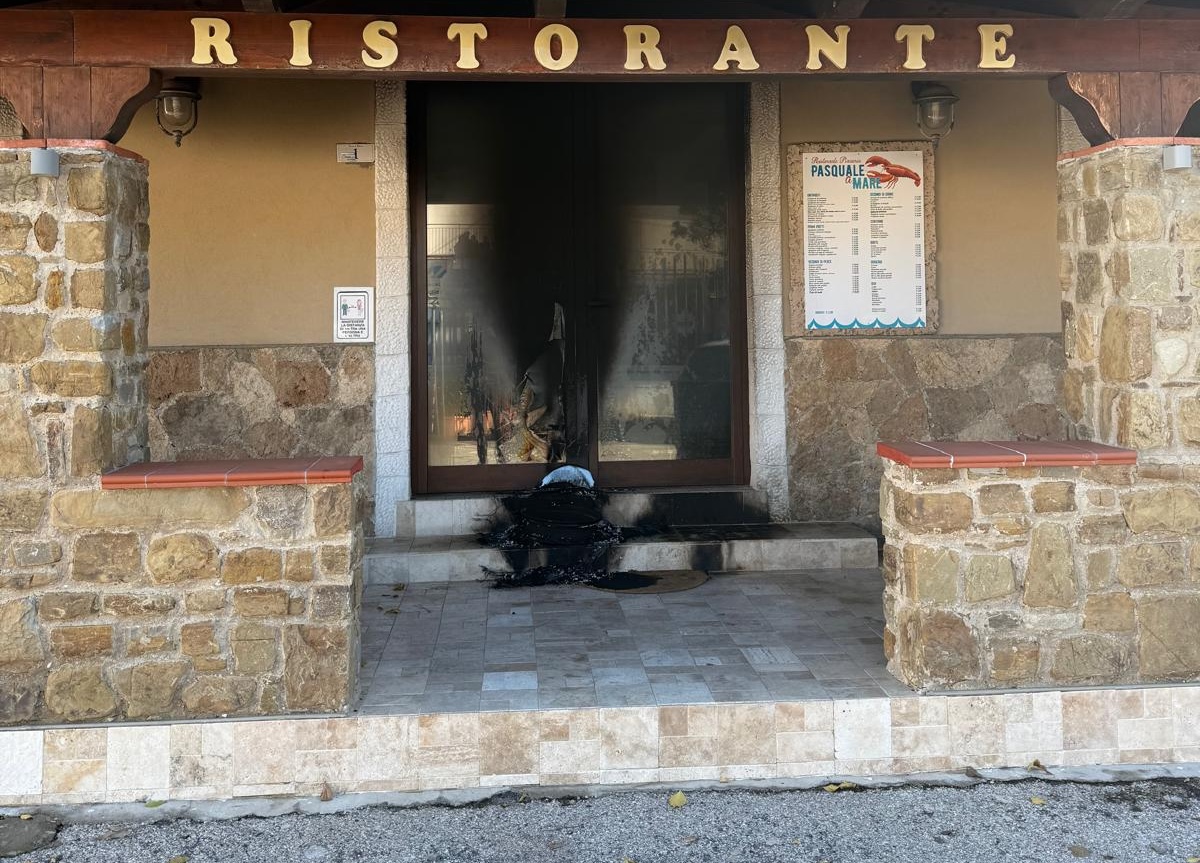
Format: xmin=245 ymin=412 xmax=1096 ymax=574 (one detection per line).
xmin=787 ymin=335 xmax=1066 ymax=531
xmin=0 ymin=146 xmax=364 ymax=726
xmin=881 ymin=460 xmax=1200 ymax=690
xmin=147 ymin=345 xmax=375 ymax=531
xmin=0 ymin=478 xmax=363 ymax=725
xmin=0 ymin=147 xmax=150 ymax=488
xmin=1058 ymin=145 xmax=1200 ymax=457
xmin=0 ymin=145 xmax=152 ymax=658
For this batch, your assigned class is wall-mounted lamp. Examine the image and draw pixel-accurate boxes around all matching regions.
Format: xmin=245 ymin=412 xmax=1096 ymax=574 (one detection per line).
xmin=29 ymin=147 xmax=59 ymax=178
xmin=913 ymin=82 xmax=959 ymax=147
xmin=155 ymin=78 xmax=201 ymax=147
xmin=1163 ymin=143 xmax=1193 ymax=172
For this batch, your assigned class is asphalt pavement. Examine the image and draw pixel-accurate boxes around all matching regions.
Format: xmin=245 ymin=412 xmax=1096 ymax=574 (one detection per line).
xmin=7 ymin=779 xmax=1200 ymax=863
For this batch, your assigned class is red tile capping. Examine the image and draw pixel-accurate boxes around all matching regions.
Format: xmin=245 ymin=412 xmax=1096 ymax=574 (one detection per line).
xmin=876 ymin=440 xmax=1137 ymax=470
xmin=1057 ymin=137 xmax=1200 ymax=162
xmin=0 ymin=139 xmax=148 ymax=164
xmin=101 ymin=457 xmax=364 ymax=490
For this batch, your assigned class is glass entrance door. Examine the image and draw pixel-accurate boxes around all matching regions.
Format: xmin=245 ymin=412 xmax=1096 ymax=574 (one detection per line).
xmin=411 ymin=83 xmax=747 ymax=494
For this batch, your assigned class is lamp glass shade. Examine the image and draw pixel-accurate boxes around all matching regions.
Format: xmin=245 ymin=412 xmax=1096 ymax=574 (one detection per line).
xmin=159 ymin=95 xmax=195 ymax=130
xmin=917 ymin=101 xmax=953 ymax=137
xmin=913 ymin=84 xmax=958 ymax=141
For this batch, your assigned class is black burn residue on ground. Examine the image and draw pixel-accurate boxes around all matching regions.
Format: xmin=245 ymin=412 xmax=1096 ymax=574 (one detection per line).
xmin=482 ymin=483 xmax=624 ymax=587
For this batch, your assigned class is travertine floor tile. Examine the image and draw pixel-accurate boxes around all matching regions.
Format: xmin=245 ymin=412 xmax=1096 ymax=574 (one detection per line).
xmin=359 ymin=570 xmax=899 ymax=714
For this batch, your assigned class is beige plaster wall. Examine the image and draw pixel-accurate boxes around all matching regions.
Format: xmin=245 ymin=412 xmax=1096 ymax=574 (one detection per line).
xmin=120 ymin=79 xmax=376 ymax=347
xmin=781 ymin=78 xmax=1060 ymax=335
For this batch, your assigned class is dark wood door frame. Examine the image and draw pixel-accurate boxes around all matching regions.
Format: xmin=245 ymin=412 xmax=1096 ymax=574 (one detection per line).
xmin=409 ymin=81 xmax=750 ymax=495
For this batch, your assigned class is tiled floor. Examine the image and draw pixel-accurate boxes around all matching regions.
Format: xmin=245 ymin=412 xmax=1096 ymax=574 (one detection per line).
xmin=357 ymin=569 xmax=912 ymax=714
xmin=371 ymin=523 xmax=871 ymax=554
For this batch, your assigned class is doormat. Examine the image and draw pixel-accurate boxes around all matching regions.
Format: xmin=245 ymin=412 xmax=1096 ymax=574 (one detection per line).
xmin=586 ymin=570 xmax=709 ymax=594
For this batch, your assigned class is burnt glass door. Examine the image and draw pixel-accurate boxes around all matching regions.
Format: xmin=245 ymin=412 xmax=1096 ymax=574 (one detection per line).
xmin=412 ymin=83 xmax=747 ymax=494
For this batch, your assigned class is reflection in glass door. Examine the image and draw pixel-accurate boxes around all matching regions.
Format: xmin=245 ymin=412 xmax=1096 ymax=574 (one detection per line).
xmin=592 ymin=87 xmax=739 ymax=479
xmin=412 ymin=83 xmax=747 ymax=494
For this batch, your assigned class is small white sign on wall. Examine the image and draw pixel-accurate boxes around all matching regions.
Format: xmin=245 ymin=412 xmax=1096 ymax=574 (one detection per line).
xmin=333 ymin=287 xmax=374 ymax=343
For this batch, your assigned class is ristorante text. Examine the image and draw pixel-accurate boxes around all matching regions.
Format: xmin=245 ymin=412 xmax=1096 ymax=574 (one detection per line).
xmin=188 ymin=18 xmax=1020 ymax=71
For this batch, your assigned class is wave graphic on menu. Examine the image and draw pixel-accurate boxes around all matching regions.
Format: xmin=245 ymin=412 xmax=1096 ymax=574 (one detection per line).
xmin=806 ymin=317 xmax=926 ymax=330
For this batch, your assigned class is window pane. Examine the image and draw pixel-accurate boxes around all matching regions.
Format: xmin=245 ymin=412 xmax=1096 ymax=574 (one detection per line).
xmin=594 ymin=87 xmax=734 ymax=463
xmin=424 ymin=85 xmax=573 ymax=467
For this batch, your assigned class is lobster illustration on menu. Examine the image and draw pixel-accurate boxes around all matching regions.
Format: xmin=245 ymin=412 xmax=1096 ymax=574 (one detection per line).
xmin=865 ymin=155 xmax=921 ymax=189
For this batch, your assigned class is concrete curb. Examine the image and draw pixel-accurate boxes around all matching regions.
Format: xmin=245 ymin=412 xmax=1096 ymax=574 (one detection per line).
xmin=6 ymin=762 xmax=1199 ymax=825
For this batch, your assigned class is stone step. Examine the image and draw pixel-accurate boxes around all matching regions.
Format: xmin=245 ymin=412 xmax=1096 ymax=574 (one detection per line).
xmin=396 ymin=487 xmax=770 ymax=539
xmin=364 ymin=523 xmax=879 ymax=585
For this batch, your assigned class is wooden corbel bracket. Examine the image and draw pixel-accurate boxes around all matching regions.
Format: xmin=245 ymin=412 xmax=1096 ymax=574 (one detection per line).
xmin=0 ymin=66 xmax=161 ymax=143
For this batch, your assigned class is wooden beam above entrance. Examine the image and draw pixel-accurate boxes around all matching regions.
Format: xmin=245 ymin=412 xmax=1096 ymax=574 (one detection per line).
xmin=0 ymin=11 xmax=1199 ymax=76
xmin=21 ymin=12 xmax=1200 ymax=76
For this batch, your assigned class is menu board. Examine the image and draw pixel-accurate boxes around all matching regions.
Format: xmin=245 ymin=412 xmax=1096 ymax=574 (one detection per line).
xmin=801 ymin=150 xmax=927 ymax=331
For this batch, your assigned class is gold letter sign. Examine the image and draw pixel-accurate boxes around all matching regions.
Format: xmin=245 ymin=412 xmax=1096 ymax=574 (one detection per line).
xmin=534 ymin=24 xmax=579 ymax=70
xmin=712 ymin=25 xmax=759 ymax=71
xmin=806 ymin=25 xmax=850 ymax=70
xmin=191 ymin=17 xmax=238 ymax=65
xmin=362 ymin=20 xmax=399 ymax=69
xmin=448 ymin=22 xmax=488 ymax=70
xmin=978 ymin=24 xmax=1016 ymax=69
xmin=173 ymin=17 xmax=1034 ymax=76
xmin=894 ymin=24 xmax=935 ymax=71
xmin=624 ymin=24 xmax=666 ymax=71
xmin=289 ymin=20 xmax=313 ymax=67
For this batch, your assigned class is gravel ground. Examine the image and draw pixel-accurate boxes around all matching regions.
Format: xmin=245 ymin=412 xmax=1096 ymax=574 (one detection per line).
xmin=13 ymin=779 xmax=1200 ymax=863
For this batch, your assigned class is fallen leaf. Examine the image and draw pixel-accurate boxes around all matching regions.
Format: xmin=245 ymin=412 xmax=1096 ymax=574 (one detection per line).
xmin=168 ymin=856 xmax=188 ymax=863
xmin=18 ymin=814 xmax=31 ymax=820
xmin=1187 ymin=857 xmax=1200 ymax=863
xmin=385 ymin=608 xmax=400 ymax=615
xmin=1068 ymin=846 xmax=1091 ymax=858
xmin=391 ymin=584 xmax=406 ymax=591
xmin=1030 ymin=796 xmax=1047 ymax=806
xmin=680 ymin=836 xmax=698 ymax=846
xmin=144 ymin=800 xmax=166 ymax=808
xmin=823 ymin=781 xmax=857 ymax=793
xmin=668 ymin=791 xmax=687 ymax=809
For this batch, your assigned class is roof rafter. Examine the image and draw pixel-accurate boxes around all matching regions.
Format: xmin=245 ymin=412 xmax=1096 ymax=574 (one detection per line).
xmin=809 ymin=0 xmax=870 ymax=16
xmin=933 ymin=0 xmax=1075 ymax=16
xmin=535 ymin=0 xmax=567 ymax=16
xmin=1072 ymin=0 xmax=1150 ymax=16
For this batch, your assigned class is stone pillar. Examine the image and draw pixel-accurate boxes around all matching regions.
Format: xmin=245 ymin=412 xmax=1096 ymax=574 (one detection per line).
xmin=1059 ymin=144 xmax=1200 ymax=457
xmin=880 ymin=458 xmax=1200 ymax=690
xmin=372 ymin=80 xmax=411 ymax=538
xmin=0 ymin=145 xmax=149 ymax=720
